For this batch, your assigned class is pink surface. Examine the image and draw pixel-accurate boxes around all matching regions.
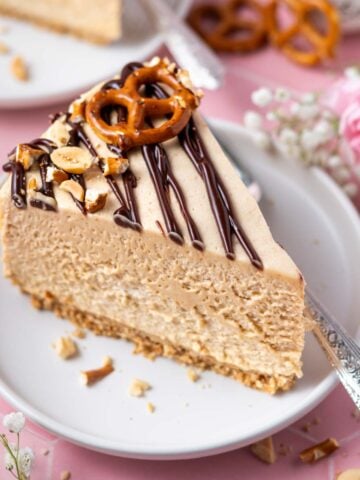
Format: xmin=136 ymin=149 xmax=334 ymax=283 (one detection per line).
xmin=0 ymin=26 xmax=360 ymax=480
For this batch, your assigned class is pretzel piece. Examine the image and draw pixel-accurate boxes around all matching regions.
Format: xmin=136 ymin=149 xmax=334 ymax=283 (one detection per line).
xmin=267 ymin=0 xmax=340 ymax=66
xmin=188 ymin=0 xmax=268 ymax=52
xmin=85 ymin=60 xmax=199 ymax=150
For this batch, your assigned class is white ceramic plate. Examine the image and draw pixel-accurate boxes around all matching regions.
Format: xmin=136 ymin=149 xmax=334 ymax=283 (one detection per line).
xmin=0 ymin=119 xmax=360 ymax=460
xmin=0 ymin=0 xmax=190 ymax=109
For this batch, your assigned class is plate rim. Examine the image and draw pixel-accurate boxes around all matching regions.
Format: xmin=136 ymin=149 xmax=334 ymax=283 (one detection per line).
xmin=0 ymin=0 xmax=191 ymax=110
xmin=0 ymin=117 xmax=359 ymax=460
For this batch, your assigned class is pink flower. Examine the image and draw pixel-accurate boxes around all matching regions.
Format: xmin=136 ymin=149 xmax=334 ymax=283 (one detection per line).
xmin=324 ymin=77 xmax=360 ymax=115
xmin=340 ymin=98 xmax=360 ymax=160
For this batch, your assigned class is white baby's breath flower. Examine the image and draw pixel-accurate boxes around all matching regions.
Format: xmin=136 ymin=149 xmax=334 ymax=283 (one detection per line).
xmin=344 ymin=66 xmax=360 ymax=79
xmin=250 ymin=130 xmax=271 ymax=149
xmin=295 ymin=104 xmax=320 ymax=120
xmin=243 ymin=110 xmax=263 ymax=129
xmin=266 ymin=111 xmax=277 ymax=122
xmin=278 ymin=127 xmax=298 ymax=146
xmin=276 ymin=141 xmax=302 ymax=159
xmin=274 ymin=87 xmax=291 ymax=102
xmin=18 ymin=447 xmax=35 ymax=478
xmin=314 ymin=120 xmax=335 ymax=142
xmin=300 ymin=92 xmax=317 ymax=105
xmin=3 ymin=412 xmax=26 ymax=433
xmin=353 ymin=164 xmax=360 ymax=179
xmin=251 ymin=87 xmax=272 ymax=107
xmin=332 ymin=166 xmax=351 ymax=183
xmin=300 ymin=129 xmax=323 ymax=151
xmin=326 ymin=154 xmax=342 ymax=168
xmin=290 ymin=102 xmax=301 ymax=116
xmin=343 ymin=182 xmax=358 ymax=197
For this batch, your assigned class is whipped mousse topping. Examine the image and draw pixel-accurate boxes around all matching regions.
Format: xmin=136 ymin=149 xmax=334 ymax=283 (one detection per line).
xmin=2 ymin=58 xmax=263 ymax=269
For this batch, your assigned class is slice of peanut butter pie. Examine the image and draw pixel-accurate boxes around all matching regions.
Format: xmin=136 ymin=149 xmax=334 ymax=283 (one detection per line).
xmin=0 ymin=58 xmax=306 ymax=394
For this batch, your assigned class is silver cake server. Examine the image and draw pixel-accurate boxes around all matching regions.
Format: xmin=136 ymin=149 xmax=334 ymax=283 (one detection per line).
xmin=140 ymin=0 xmax=225 ymax=90
xmin=306 ymin=289 xmax=360 ymax=409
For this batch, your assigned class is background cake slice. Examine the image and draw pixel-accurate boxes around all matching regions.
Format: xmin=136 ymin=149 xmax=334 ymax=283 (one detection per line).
xmin=0 ymin=59 xmax=306 ymax=394
xmin=0 ymin=0 xmax=122 ymax=44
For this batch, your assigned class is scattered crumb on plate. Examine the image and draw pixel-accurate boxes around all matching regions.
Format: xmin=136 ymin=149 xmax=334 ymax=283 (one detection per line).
xmin=187 ymin=369 xmax=200 ymax=382
xmin=146 ymin=402 xmax=155 ymax=413
xmin=80 ymin=356 xmax=114 ymax=386
xmin=53 ymin=336 xmax=78 ymax=360
xmin=10 ymin=55 xmax=29 ymax=81
xmin=128 ymin=379 xmax=151 ymax=397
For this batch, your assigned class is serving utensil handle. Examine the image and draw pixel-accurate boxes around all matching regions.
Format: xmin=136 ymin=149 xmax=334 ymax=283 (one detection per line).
xmin=306 ymin=288 xmax=360 ymax=409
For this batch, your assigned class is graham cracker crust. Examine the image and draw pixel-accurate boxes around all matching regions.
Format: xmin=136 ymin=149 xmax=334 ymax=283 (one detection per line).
xmin=0 ymin=6 xmax=117 ymax=44
xmin=29 ymin=290 xmax=295 ymax=394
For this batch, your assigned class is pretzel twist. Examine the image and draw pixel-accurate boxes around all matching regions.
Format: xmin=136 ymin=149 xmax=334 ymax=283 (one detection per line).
xmin=188 ymin=0 xmax=268 ymax=52
xmin=267 ymin=0 xmax=340 ymax=66
xmin=85 ymin=61 xmax=198 ymax=150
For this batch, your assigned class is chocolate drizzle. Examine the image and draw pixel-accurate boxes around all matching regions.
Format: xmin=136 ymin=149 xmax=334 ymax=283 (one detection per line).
xmin=179 ymin=119 xmax=263 ymax=269
xmin=3 ymin=138 xmax=57 ymax=211
xmin=30 ymin=152 xmax=57 ymax=212
xmin=141 ymin=77 xmax=262 ymax=267
xmin=3 ymin=161 xmax=27 ymax=209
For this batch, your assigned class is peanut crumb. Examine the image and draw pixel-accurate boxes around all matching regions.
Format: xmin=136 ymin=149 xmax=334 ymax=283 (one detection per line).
xmin=301 ymin=422 xmax=311 ymax=433
xmin=351 ymin=408 xmax=360 ymax=421
xmin=187 ymin=369 xmax=200 ymax=382
xmin=128 ymin=379 xmax=151 ymax=397
xmin=40 ymin=448 xmax=49 ymax=456
xmin=80 ymin=357 xmax=114 ymax=386
xmin=53 ymin=336 xmax=78 ymax=360
xmin=10 ymin=55 xmax=29 ymax=81
xmin=299 ymin=437 xmax=339 ymax=463
xmin=278 ymin=443 xmax=293 ymax=456
xmin=60 ymin=471 xmax=71 ymax=480
xmin=0 ymin=41 xmax=9 ymax=54
xmin=147 ymin=402 xmax=155 ymax=414
xmin=337 ymin=469 xmax=360 ymax=480
xmin=251 ymin=436 xmax=277 ymax=464
xmin=72 ymin=328 xmax=86 ymax=339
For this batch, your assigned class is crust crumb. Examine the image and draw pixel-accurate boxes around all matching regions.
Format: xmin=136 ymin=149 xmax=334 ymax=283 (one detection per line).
xmin=60 ymin=471 xmax=71 ymax=480
xmin=351 ymin=408 xmax=360 ymax=421
xmin=251 ymin=436 xmax=277 ymax=464
xmin=301 ymin=422 xmax=311 ymax=433
xmin=53 ymin=336 xmax=78 ymax=360
xmin=187 ymin=369 xmax=200 ymax=382
xmin=80 ymin=356 xmax=114 ymax=386
xmin=337 ymin=469 xmax=360 ymax=480
xmin=10 ymin=55 xmax=29 ymax=81
xmin=299 ymin=437 xmax=339 ymax=463
xmin=128 ymin=379 xmax=151 ymax=397
xmin=72 ymin=328 xmax=86 ymax=339
xmin=0 ymin=41 xmax=9 ymax=54
xmin=31 ymin=295 xmax=43 ymax=310
xmin=146 ymin=402 xmax=155 ymax=413
xmin=278 ymin=442 xmax=293 ymax=456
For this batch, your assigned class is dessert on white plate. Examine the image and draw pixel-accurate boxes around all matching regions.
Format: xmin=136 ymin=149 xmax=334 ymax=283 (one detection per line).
xmin=0 ymin=0 xmax=122 ymax=44
xmin=0 ymin=58 xmax=308 ymax=394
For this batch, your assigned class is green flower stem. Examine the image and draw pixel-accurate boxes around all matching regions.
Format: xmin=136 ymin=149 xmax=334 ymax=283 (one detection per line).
xmin=0 ymin=433 xmax=23 ymax=480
